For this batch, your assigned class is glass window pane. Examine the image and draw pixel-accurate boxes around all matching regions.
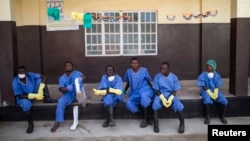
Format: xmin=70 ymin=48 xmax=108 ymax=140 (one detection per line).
xmin=123 ymin=35 xmax=128 ymax=43
xmin=87 ymin=35 xmax=91 ymax=44
xmin=128 ymin=24 xmax=133 ymax=32
xmin=146 ymin=24 xmax=150 ymax=32
xmin=152 ymin=34 xmax=156 ymax=43
xmin=141 ymin=34 xmax=145 ymax=43
xmin=141 ymin=12 xmax=145 ymax=22
xmin=151 ymin=24 xmax=156 ymax=32
xmin=151 ymin=12 xmax=156 ymax=22
xmin=146 ymin=34 xmax=150 ymax=43
xmin=141 ymin=24 xmax=145 ymax=33
xmin=123 ymin=23 xmax=128 ymax=32
xmin=115 ymin=24 xmax=120 ymax=33
xmin=105 ymin=24 xmax=109 ymax=32
xmin=146 ymin=12 xmax=150 ymax=22
xmin=97 ymin=24 xmax=101 ymax=32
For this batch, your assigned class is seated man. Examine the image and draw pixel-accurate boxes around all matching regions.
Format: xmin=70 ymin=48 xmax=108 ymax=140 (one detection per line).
xmin=123 ymin=57 xmax=154 ymax=128
xmin=50 ymin=61 xmax=86 ymax=132
xmin=152 ymin=61 xmax=185 ymax=134
xmin=197 ymin=59 xmax=228 ymax=124
xmin=93 ymin=65 xmax=124 ymax=127
xmin=11 ymin=65 xmax=57 ymax=134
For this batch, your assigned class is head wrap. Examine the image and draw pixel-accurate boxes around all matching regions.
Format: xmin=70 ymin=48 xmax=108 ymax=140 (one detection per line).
xmin=206 ymin=59 xmax=217 ymax=71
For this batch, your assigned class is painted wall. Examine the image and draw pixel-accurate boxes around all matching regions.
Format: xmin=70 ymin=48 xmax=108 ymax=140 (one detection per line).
xmin=12 ymin=0 xmax=234 ymax=83
xmin=15 ymin=0 xmax=230 ymax=26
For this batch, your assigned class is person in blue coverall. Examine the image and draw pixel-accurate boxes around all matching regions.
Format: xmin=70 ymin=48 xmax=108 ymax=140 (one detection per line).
xmin=123 ymin=57 xmax=154 ymax=128
xmin=50 ymin=61 xmax=86 ymax=132
xmin=197 ymin=59 xmax=228 ymax=124
xmin=93 ymin=65 xmax=124 ymax=127
xmin=152 ymin=62 xmax=185 ymax=134
xmin=12 ymin=65 xmax=57 ymax=134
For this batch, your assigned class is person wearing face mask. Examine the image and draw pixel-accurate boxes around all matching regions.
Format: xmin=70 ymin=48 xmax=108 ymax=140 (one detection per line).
xmin=11 ymin=65 xmax=57 ymax=134
xmin=197 ymin=59 xmax=228 ymax=125
xmin=92 ymin=65 xmax=124 ymax=127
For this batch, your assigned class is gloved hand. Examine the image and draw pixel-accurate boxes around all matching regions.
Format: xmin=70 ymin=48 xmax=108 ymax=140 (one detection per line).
xmin=37 ymin=83 xmax=45 ymax=95
xmin=166 ymin=95 xmax=174 ymax=107
xmin=28 ymin=93 xmax=44 ymax=100
xmin=67 ymin=85 xmax=73 ymax=92
xmin=213 ymin=88 xmax=219 ymax=100
xmin=109 ymin=88 xmax=122 ymax=95
xmin=159 ymin=94 xmax=169 ymax=108
xmin=93 ymin=89 xmax=107 ymax=95
xmin=206 ymin=89 xmax=216 ymax=100
xmin=122 ymin=89 xmax=127 ymax=95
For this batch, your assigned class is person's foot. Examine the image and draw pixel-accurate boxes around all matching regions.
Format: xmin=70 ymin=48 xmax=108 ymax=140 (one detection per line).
xmin=204 ymin=117 xmax=210 ymax=124
xmin=70 ymin=121 xmax=79 ymax=130
xmin=102 ymin=120 xmax=109 ymax=128
xmin=178 ymin=123 xmax=185 ymax=134
xmin=140 ymin=119 xmax=148 ymax=128
xmin=219 ymin=117 xmax=228 ymax=124
xmin=50 ymin=122 xmax=60 ymax=132
xmin=26 ymin=123 xmax=34 ymax=134
xmin=109 ymin=120 xmax=116 ymax=127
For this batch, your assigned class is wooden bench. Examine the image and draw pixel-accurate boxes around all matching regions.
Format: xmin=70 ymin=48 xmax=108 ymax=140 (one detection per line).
xmin=34 ymin=79 xmax=234 ymax=106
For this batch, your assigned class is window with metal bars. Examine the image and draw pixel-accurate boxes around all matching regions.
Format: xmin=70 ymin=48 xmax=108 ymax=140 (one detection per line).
xmin=85 ymin=11 xmax=157 ymax=56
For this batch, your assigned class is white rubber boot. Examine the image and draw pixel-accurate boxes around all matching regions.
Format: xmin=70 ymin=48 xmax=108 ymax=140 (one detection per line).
xmin=70 ymin=106 xmax=79 ymax=130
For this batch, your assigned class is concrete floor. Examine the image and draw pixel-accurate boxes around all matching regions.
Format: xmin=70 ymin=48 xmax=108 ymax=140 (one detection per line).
xmin=0 ymin=117 xmax=250 ymax=141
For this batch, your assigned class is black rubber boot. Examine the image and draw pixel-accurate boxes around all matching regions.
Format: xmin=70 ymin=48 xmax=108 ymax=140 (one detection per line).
xmin=43 ymin=85 xmax=57 ymax=103
xmin=102 ymin=107 xmax=110 ymax=128
xmin=204 ymin=105 xmax=210 ymax=124
xmin=177 ymin=112 xmax=185 ymax=134
xmin=108 ymin=106 xmax=116 ymax=127
xmin=140 ymin=108 xmax=148 ymax=128
xmin=26 ymin=111 xmax=34 ymax=134
xmin=218 ymin=105 xmax=228 ymax=124
xmin=147 ymin=105 xmax=154 ymax=125
xmin=153 ymin=110 xmax=159 ymax=133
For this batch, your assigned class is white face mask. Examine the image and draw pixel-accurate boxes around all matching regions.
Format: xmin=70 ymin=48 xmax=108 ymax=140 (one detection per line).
xmin=108 ymin=76 xmax=115 ymax=82
xmin=18 ymin=74 xmax=26 ymax=79
xmin=207 ymin=72 xmax=214 ymax=79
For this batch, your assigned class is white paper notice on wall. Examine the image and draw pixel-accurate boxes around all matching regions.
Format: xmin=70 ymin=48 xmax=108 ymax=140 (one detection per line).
xmin=46 ymin=20 xmax=79 ymax=31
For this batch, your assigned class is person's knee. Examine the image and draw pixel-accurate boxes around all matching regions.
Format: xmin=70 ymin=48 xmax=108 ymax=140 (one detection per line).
xmin=140 ymin=96 xmax=151 ymax=108
xmin=125 ymin=101 xmax=137 ymax=113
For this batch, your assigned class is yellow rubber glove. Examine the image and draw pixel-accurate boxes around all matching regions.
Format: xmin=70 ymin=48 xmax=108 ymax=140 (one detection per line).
xmin=37 ymin=83 xmax=45 ymax=96
xmin=93 ymin=89 xmax=107 ymax=96
xmin=206 ymin=89 xmax=216 ymax=100
xmin=166 ymin=95 xmax=174 ymax=107
xmin=213 ymin=88 xmax=219 ymax=100
xmin=28 ymin=93 xmax=36 ymax=99
xmin=159 ymin=94 xmax=169 ymax=108
xmin=35 ymin=94 xmax=44 ymax=100
xmin=109 ymin=88 xmax=123 ymax=95
xmin=28 ymin=93 xmax=44 ymax=100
